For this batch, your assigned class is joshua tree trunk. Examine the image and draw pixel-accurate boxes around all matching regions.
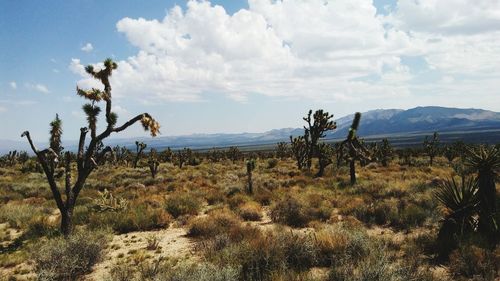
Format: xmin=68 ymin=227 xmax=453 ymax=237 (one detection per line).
xmin=350 ymin=159 xmax=356 ymax=185
xmin=60 ymin=207 xmax=73 ymax=236
xmin=477 ymin=170 xmax=497 ymax=239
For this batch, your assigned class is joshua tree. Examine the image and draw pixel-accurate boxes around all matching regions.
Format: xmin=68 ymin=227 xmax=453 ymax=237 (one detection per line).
xmin=21 ymin=58 xmax=160 ymax=236
xmin=464 ymin=145 xmax=499 ymax=242
xmin=176 ymin=148 xmax=188 ymax=168
xmin=423 ymin=132 xmax=440 ymax=166
xmin=7 ymin=150 xmax=18 ymax=166
xmin=148 ymin=149 xmax=160 ymax=179
xmin=375 ymin=138 xmax=393 ymax=167
xmin=227 ymin=146 xmax=242 ymax=163
xmin=316 ymin=143 xmax=334 ymax=177
xmin=276 ymin=142 xmax=289 ymax=159
xmin=112 ymin=145 xmax=131 ymax=166
xmin=302 ymin=109 xmax=336 ymax=170
xmin=160 ymin=147 xmax=174 ymax=163
xmin=246 ymin=159 xmax=256 ymax=194
xmin=339 ymin=112 xmax=371 ymax=185
xmin=133 ymin=141 xmax=147 ymax=168
xmin=290 ymin=135 xmax=308 ymax=170
xmin=207 ymin=147 xmax=224 ymax=162
xmin=443 ymin=145 xmax=458 ymax=165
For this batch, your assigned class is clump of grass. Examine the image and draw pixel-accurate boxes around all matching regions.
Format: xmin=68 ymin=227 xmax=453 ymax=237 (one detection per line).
xmin=0 ymin=203 xmax=44 ymax=229
xmin=145 ymin=234 xmax=160 ymax=251
xmin=32 ymin=228 xmax=111 ymax=280
xmin=164 ymin=192 xmax=201 ymax=218
xmin=109 ymin=259 xmax=240 ymax=281
xmin=80 ymin=204 xmax=172 ymax=233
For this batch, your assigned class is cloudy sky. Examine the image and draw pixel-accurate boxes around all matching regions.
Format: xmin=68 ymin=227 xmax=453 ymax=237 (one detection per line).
xmin=1 ymin=0 xmax=500 ymax=141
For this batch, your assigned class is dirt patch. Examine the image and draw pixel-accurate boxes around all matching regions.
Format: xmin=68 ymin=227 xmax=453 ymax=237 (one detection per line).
xmin=85 ymin=226 xmax=195 ymax=280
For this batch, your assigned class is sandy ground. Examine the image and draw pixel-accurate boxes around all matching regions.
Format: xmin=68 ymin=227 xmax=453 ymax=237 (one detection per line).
xmin=85 ymin=226 xmax=195 ymax=281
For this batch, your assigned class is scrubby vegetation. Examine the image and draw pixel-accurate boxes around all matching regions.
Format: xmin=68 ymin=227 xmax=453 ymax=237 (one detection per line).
xmin=1 ymin=137 xmax=498 ymax=280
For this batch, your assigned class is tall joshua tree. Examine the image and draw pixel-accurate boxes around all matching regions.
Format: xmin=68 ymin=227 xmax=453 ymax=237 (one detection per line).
xmin=22 ymin=58 xmax=160 ymax=236
xmin=303 ymin=109 xmax=336 ymax=170
xmin=464 ymin=145 xmax=500 ymax=242
xmin=340 ymin=112 xmax=371 ymax=185
xmin=133 ymin=141 xmax=147 ymax=168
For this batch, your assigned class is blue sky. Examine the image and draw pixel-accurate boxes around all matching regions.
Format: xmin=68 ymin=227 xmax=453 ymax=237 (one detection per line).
xmin=1 ymin=0 xmax=499 ymax=142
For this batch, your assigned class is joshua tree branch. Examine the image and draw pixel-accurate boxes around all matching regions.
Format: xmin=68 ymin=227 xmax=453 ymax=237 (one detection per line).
xmin=21 ymin=131 xmax=65 ymax=211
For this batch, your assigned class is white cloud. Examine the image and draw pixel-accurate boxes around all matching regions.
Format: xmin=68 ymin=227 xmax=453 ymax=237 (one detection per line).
xmin=9 ymin=81 xmax=17 ymax=90
xmin=0 ymin=106 xmax=6 ymax=113
xmin=71 ymin=0 xmax=500 ymax=109
xmin=69 ymin=58 xmax=87 ymax=76
xmin=81 ymin=43 xmax=94 ymax=52
xmin=25 ymin=83 xmax=50 ymax=94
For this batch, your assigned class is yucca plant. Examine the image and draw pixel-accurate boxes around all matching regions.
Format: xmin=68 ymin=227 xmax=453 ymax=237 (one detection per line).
xmin=435 ymin=176 xmax=480 ymax=257
xmin=435 ymin=176 xmax=480 ymax=232
xmin=463 ymin=145 xmax=499 ymax=241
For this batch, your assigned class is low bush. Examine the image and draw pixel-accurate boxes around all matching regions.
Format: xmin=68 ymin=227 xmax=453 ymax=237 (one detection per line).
xmin=188 ymin=209 xmax=241 ymax=238
xmin=270 ymin=196 xmax=310 ymax=227
xmin=448 ymin=244 xmax=500 ymax=280
xmin=164 ymin=193 xmax=201 ymax=218
xmin=33 ymin=228 xmax=111 ymax=280
xmin=237 ymin=201 xmax=262 ymax=221
xmin=267 ymin=158 xmax=279 ymax=169
xmin=207 ymin=229 xmax=318 ymax=280
xmin=81 ymin=204 xmax=172 ymax=233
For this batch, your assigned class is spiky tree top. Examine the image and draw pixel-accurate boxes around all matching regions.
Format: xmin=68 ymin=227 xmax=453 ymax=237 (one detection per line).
xmin=464 ymin=145 xmax=500 ymax=175
xmin=303 ymin=109 xmax=337 ymax=145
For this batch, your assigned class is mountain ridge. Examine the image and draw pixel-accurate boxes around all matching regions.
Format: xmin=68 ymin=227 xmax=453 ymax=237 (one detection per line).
xmin=2 ymin=106 xmax=500 ymax=153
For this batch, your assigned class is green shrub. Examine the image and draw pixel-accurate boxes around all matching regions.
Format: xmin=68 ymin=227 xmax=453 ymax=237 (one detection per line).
xmin=33 ymin=228 xmax=111 ymax=280
xmin=165 ymin=193 xmax=201 ymax=218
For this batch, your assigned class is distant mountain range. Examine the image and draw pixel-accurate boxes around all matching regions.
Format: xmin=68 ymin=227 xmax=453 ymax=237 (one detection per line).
xmin=2 ymin=106 xmax=500 ymax=154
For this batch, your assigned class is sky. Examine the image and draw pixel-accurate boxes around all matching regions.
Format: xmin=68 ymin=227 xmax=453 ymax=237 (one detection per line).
xmin=1 ymin=0 xmax=500 ymax=142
